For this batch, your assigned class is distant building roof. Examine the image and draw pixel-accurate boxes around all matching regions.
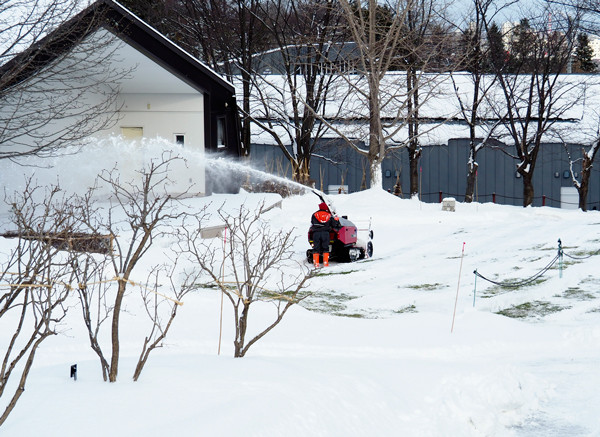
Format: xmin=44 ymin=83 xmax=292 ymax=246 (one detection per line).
xmin=239 ymin=72 xmax=600 ymax=147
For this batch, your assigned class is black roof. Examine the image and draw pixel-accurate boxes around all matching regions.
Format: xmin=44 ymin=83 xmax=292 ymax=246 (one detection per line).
xmin=0 ymin=0 xmax=235 ymax=101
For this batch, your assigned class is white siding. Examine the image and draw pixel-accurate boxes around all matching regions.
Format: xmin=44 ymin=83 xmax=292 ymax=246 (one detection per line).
xmin=102 ymin=93 xmax=205 ymax=151
xmin=2 ymin=28 xmax=208 ymax=194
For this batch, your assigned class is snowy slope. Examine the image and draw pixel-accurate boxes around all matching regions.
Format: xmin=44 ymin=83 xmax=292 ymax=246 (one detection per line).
xmin=1 ymin=142 xmax=600 ymax=436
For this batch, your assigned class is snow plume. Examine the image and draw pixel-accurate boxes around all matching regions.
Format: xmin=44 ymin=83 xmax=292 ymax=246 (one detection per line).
xmin=202 ymin=153 xmax=309 ymax=195
xmin=0 ymin=136 xmax=313 ymax=216
xmin=0 ymin=137 xmax=204 ymax=200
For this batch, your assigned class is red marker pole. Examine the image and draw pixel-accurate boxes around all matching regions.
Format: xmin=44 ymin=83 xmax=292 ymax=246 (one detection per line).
xmin=451 ymin=242 xmax=466 ymax=333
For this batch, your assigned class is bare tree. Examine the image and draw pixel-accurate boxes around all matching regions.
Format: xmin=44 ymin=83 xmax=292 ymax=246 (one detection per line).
xmin=175 ymin=0 xmax=271 ymax=157
xmin=70 ymin=154 xmax=192 ymax=382
xmin=67 ymin=155 xmax=202 ymax=382
xmin=0 ymin=181 xmax=80 ymax=426
xmin=304 ymin=0 xmax=454 ymax=189
xmin=485 ymin=5 xmax=584 ymax=206
xmin=563 ymin=138 xmax=600 ymax=211
xmin=450 ymin=0 xmax=518 ymax=202
xmin=132 ymin=262 xmax=195 ymax=381
xmin=548 ymin=0 xmax=600 ymax=213
xmin=177 ymin=202 xmax=312 ymax=358
xmin=401 ymin=0 xmax=452 ymax=196
xmin=0 ymin=1 xmax=128 ymax=162
xmin=245 ymin=0 xmax=345 ymax=185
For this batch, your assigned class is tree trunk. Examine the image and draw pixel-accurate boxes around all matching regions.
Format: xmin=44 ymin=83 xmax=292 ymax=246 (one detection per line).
xmin=132 ymin=338 xmax=150 ymax=382
xmin=108 ymin=280 xmax=127 ymax=382
xmin=579 ymin=177 xmax=589 ymax=211
xmin=464 ymin=162 xmax=478 ymax=203
xmin=294 ymin=157 xmax=311 ymax=186
xmin=369 ymin=159 xmax=382 ymax=189
xmin=408 ymin=145 xmax=421 ymax=197
xmin=407 ymin=65 xmax=420 ymax=196
xmin=578 ymin=152 xmax=592 ymax=211
xmin=367 ymin=71 xmax=383 ymax=189
xmin=241 ymin=71 xmax=252 ymax=157
xmin=522 ymin=172 xmax=535 ymax=207
xmin=234 ymin=304 xmax=250 ymax=358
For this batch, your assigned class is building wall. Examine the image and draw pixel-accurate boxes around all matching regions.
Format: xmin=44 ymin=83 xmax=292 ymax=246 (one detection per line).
xmin=250 ymin=139 xmax=600 ymax=209
xmin=589 ymin=35 xmax=600 ymax=62
xmin=92 ymin=92 xmax=206 ymax=195
xmin=1 ymin=29 xmax=209 ymax=194
xmin=408 ymin=140 xmax=599 ymax=208
xmin=110 ymin=93 xmax=204 ymax=145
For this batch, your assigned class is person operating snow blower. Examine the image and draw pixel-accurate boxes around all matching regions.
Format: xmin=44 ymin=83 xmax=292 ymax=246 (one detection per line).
xmin=310 ymin=202 xmax=340 ymax=267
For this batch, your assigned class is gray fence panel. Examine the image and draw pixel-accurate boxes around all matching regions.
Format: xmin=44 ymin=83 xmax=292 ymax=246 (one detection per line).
xmin=249 ymin=138 xmax=600 ymax=209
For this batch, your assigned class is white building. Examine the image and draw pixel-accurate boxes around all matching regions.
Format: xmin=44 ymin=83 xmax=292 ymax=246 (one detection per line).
xmin=589 ymin=35 xmax=600 ymax=62
xmin=0 ymin=0 xmax=242 ymax=194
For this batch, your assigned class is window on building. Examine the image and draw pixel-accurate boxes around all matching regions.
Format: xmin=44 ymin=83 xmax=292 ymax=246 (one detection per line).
xmin=175 ymin=134 xmax=185 ymax=146
xmin=217 ymin=117 xmax=226 ymax=148
xmin=120 ymin=126 xmax=143 ymax=140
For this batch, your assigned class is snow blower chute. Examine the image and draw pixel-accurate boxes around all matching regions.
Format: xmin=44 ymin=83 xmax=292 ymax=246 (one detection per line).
xmin=307 ymin=190 xmax=373 ymax=263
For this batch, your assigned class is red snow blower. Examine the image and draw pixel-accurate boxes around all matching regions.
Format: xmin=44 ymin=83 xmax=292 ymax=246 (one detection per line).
xmin=306 ymin=190 xmax=373 ymax=263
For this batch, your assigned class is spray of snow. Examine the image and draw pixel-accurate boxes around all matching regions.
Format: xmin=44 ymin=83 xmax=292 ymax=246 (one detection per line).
xmin=0 ymin=136 xmax=309 ymax=203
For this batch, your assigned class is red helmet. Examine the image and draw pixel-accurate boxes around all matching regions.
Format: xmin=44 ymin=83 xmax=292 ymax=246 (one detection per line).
xmin=318 ymin=202 xmax=329 ymax=211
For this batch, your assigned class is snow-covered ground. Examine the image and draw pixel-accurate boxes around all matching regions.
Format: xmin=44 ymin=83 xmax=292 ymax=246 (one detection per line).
xmin=1 ymin=143 xmax=600 ymax=436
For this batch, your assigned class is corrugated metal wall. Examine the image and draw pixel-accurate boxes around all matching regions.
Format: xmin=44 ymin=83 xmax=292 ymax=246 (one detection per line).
xmin=250 ymin=139 xmax=600 ymax=209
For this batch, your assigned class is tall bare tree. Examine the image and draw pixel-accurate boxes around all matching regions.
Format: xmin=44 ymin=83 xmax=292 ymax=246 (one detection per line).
xmin=485 ymin=5 xmax=584 ymax=206
xmin=450 ymin=0 xmax=518 ymax=202
xmin=549 ymin=0 xmax=600 ymax=212
xmin=245 ymin=0 xmax=345 ymax=185
xmin=401 ymin=0 xmax=452 ymax=196
xmin=304 ymin=0 xmax=453 ymax=189
xmin=175 ymin=0 xmax=271 ymax=157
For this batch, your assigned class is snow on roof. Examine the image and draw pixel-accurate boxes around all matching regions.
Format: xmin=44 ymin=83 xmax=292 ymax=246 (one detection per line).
xmin=236 ymin=72 xmax=600 ymax=147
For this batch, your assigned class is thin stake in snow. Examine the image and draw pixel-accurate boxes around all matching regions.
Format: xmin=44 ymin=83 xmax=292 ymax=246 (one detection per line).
xmin=558 ymin=238 xmax=563 ymax=279
xmin=218 ymin=228 xmax=227 ymax=356
xmin=473 ymin=270 xmax=478 ymax=308
xmin=451 ymin=242 xmax=466 ymax=333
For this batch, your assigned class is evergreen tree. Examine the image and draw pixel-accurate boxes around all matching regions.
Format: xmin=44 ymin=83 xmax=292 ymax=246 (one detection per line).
xmin=508 ymin=18 xmax=535 ymax=73
xmin=460 ymin=27 xmax=479 ymax=73
xmin=485 ymin=22 xmax=506 ymax=72
xmin=575 ymin=33 xmax=597 ymax=73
